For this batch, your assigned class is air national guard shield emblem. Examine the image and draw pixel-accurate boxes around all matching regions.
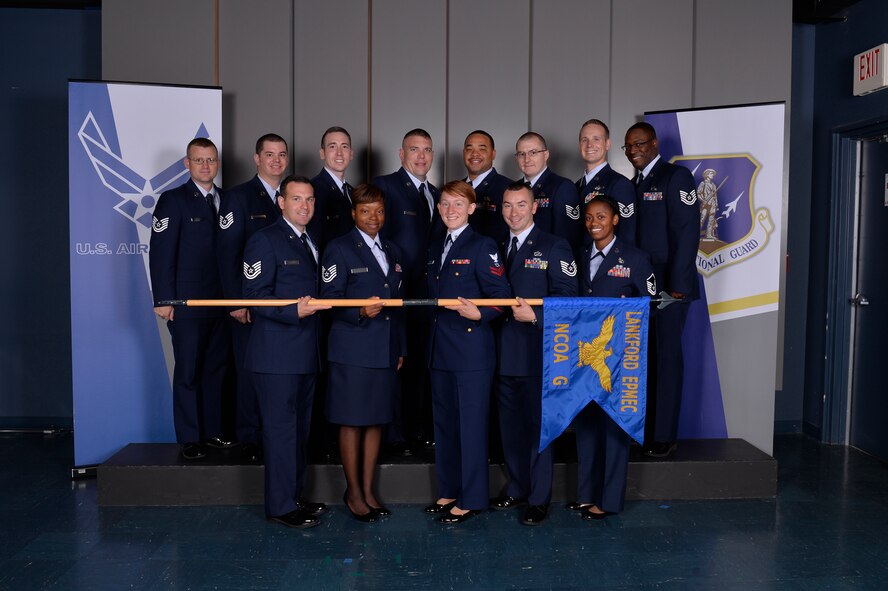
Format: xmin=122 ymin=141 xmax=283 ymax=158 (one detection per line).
xmin=671 ymin=153 xmax=774 ymax=276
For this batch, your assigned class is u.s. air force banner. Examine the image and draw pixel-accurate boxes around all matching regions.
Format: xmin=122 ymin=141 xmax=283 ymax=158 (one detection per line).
xmin=68 ymin=81 xmax=222 ymax=466
xmin=540 ymin=297 xmax=650 ymax=450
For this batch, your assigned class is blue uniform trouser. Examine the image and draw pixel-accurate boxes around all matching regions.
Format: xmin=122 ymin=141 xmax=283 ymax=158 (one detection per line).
xmin=648 ymin=301 xmax=689 ymax=443
xmin=574 ymin=402 xmax=631 ymax=513
xmin=230 ymin=319 xmax=261 ymax=444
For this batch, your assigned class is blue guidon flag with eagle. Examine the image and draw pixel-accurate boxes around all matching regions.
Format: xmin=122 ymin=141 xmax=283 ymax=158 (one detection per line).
xmin=540 ymin=297 xmax=650 ymax=450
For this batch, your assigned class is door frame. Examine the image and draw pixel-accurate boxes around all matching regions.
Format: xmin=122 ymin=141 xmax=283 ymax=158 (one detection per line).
xmin=824 ymin=118 xmax=888 ymax=444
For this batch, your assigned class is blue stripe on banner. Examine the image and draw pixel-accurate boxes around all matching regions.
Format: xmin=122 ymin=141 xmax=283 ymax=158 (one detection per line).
xmin=645 ymin=111 xmax=683 ymax=162
xmin=540 ymin=297 xmax=650 ymax=450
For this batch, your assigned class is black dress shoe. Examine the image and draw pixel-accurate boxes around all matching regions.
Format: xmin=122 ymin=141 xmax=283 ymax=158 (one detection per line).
xmin=298 ymin=499 xmax=328 ymax=516
xmin=267 ymin=509 xmax=320 ymax=529
xmin=343 ymin=492 xmax=378 ymax=523
xmin=424 ymin=500 xmax=457 ymax=514
xmin=521 ymin=505 xmax=549 ymax=526
xmin=369 ymin=505 xmax=391 ymax=517
xmin=490 ymin=495 xmax=527 ymax=510
xmin=581 ymin=508 xmax=613 ymax=520
xmin=438 ymin=509 xmax=481 ymax=524
xmin=205 ymin=436 xmax=237 ymax=449
xmin=241 ymin=443 xmax=263 ymax=464
xmin=643 ymin=441 xmax=678 ymax=458
xmin=566 ymin=501 xmax=593 ymax=511
xmin=387 ymin=441 xmax=413 ymax=457
xmin=181 ymin=443 xmax=207 ymax=460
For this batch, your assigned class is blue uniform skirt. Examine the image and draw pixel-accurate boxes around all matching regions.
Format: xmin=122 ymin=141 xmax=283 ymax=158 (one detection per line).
xmin=325 ymin=362 xmax=398 ymax=426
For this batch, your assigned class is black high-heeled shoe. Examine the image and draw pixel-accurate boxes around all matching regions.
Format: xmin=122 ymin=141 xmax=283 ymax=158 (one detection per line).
xmin=343 ymin=491 xmax=378 ymax=523
xmin=369 ymin=505 xmax=392 ymax=517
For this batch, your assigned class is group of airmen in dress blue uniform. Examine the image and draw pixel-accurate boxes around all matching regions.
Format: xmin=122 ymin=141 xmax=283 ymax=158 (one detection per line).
xmin=148 ymin=119 xmax=699 ymax=529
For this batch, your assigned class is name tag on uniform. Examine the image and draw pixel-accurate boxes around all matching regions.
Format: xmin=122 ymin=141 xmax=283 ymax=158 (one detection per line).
xmin=403 ymin=210 xmax=417 ymax=216
xmin=524 ymin=258 xmax=548 ymax=270
xmin=250 ymin=214 xmax=267 ymax=220
xmin=283 ymin=259 xmax=300 ymax=266
xmin=350 ymin=267 xmax=369 ymax=274
xmin=450 ymin=259 xmax=471 ymax=265
xmin=189 ymin=217 xmax=204 ymax=222
xmin=642 ymin=192 xmax=663 ymax=201
xmin=607 ymin=265 xmax=631 ymax=278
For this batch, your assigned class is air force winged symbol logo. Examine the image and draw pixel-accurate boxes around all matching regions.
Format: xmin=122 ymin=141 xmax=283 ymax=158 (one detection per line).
xmin=672 ymin=154 xmax=774 ymax=276
xmin=219 ymin=212 xmax=234 ymax=230
xmin=565 ymin=204 xmax=580 ymax=220
xmin=243 ymin=261 xmax=262 ymax=280
xmin=77 ymin=111 xmax=215 ymax=282
xmin=560 ymin=260 xmax=577 ymax=277
xmin=322 ymin=265 xmax=337 ymax=283
xmin=577 ymin=315 xmax=615 ymax=392
xmin=152 ymin=216 xmax=169 ymax=233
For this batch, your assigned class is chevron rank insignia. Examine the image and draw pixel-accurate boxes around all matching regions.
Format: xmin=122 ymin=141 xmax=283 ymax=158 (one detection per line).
xmin=618 ymin=202 xmax=635 ymax=217
xmin=560 ymin=260 xmax=577 ymax=277
xmin=219 ymin=211 xmax=233 ymax=229
xmin=565 ymin=204 xmax=580 ymax=220
xmin=152 ymin=216 xmax=169 ymax=233
xmin=646 ymin=273 xmax=656 ymax=295
xmin=243 ymin=261 xmax=262 ymax=280
xmin=680 ymin=189 xmax=697 ymax=205
xmin=322 ymin=265 xmax=337 ymax=283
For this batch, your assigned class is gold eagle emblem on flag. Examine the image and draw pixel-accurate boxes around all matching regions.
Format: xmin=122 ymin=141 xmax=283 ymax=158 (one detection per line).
xmin=577 ymin=315 xmax=615 ymax=392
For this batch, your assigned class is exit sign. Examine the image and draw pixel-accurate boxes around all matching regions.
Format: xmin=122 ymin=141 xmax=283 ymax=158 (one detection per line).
xmin=853 ymin=44 xmax=888 ymax=96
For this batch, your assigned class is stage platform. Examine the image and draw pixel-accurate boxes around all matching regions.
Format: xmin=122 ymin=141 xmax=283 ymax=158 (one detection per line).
xmin=97 ymin=437 xmax=776 ymax=506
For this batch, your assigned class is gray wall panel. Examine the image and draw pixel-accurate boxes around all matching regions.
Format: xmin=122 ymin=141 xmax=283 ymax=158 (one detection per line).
xmin=447 ymin=0 xmax=529 ymax=182
xmin=370 ymin=0 xmax=447 ymax=184
xmin=532 ymin=0 xmax=612 ymax=177
xmin=219 ymin=0 xmax=293 ymax=185
xmin=609 ymin=0 xmax=694 ymax=179
xmin=293 ymin=0 xmax=369 ymax=181
xmin=103 ymin=0 xmax=216 ymax=86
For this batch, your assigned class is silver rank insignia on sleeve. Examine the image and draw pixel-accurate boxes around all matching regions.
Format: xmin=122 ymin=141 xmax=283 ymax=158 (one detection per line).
xmin=680 ymin=189 xmax=698 ymax=205
xmin=646 ymin=273 xmax=656 ymax=295
xmin=219 ymin=211 xmax=233 ymax=229
xmin=152 ymin=216 xmax=169 ymax=233
xmin=565 ymin=204 xmax=580 ymax=220
xmin=560 ymin=260 xmax=577 ymax=277
xmin=322 ymin=265 xmax=337 ymax=283
xmin=618 ymin=202 xmax=635 ymax=217
xmin=243 ymin=261 xmax=262 ymax=279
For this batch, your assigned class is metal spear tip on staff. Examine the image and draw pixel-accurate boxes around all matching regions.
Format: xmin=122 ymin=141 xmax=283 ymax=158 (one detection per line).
xmin=156 ymin=294 xmax=683 ymax=309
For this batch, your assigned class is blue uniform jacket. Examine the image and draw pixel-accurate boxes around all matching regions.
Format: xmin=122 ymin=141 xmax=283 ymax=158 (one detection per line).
xmin=308 ymin=168 xmax=354 ymax=248
xmin=374 ymin=167 xmax=444 ymax=279
xmin=427 ymin=225 xmax=512 ymax=372
xmin=320 ymin=227 xmax=407 ymax=368
xmin=216 ymin=175 xmax=280 ymax=301
xmin=497 ymin=225 xmax=578 ymax=377
xmin=635 ymin=158 xmax=699 ymax=299
xmin=577 ymin=163 xmax=637 ymax=245
xmin=242 ymin=217 xmax=321 ymax=374
xmin=579 ymin=236 xmax=656 ymax=299
xmin=149 ymin=179 xmax=224 ymax=319
xmin=529 ymin=168 xmax=583 ymax=251
xmin=466 ymin=167 xmax=513 ymax=243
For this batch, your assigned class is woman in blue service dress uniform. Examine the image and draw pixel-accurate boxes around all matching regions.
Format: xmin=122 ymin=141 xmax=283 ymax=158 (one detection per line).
xmin=572 ymin=194 xmax=656 ymax=520
xmin=320 ymin=184 xmax=406 ymax=522
xmin=424 ymin=180 xmax=512 ymax=524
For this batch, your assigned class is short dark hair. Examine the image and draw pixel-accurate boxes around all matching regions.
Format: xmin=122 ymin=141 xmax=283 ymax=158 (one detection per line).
xmin=403 ymin=128 xmax=432 ymax=144
xmin=321 ymin=126 xmax=351 ymax=147
xmin=351 ymin=183 xmax=385 ymax=208
xmin=187 ymin=137 xmax=217 ymax=154
xmin=585 ymin=194 xmax=619 ymax=217
xmin=441 ymin=180 xmax=476 ymax=204
xmin=279 ymin=174 xmax=314 ymax=195
xmin=516 ymin=131 xmax=547 ymax=150
xmin=504 ymin=179 xmax=533 ymax=195
xmin=626 ymin=121 xmax=657 ymax=138
xmin=465 ymin=129 xmax=495 ymax=150
xmin=255 ymin=133 xmax=287 ymax=155
xmin=579 ymin=119 xmax=610 ymax=140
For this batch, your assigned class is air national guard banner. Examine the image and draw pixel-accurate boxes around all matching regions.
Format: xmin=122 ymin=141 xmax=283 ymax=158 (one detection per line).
xmin=540 ymin=297 xmax=650 ymax=450
xmin=68 ymin=81 xmax=222 ymax=466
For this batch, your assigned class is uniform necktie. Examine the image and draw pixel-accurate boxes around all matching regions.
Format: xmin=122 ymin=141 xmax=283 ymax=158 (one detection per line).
xmin=577 ymin=176 xmax=587 ymax=197
xmin=589 ymin=250 xmax=604 ymax=280
xmin=440 ymin=234 xmax=453 ymax=269
xmin=373 ymin=241 xmax=389 ymax=275
xmin=205 ymin=191 xmax=217 ymax=216
xmin=418 ymin=182 xmax=432 ymax=219
xmin=506 ymin=236 xmax=519 ymax=271
xmin=635 ymin=172 xmax=644 ymax=186
xmin=300 ymin=233 xmax=317 ymax=267
xmin=342 ymin=182 xmax=352 ymax=204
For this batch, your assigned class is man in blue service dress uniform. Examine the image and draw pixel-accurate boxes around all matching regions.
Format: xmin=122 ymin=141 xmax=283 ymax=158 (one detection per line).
xmin=577 ymin=119 xmax=637 ymax=245
xmin=424 ymin=180 xmax=512 ymax=524
xmin=150 ymin=137 xmax=233 ymax=461
xmin=242 ymin=175 xmax=331 ymax=529
xmin=623 ymin=122 xmax=700 ymax=458
xmin=309 ymin=126 xmax=355 ymax=248
xmin=460 ymin=130 xmax=513 ymax=243
xmin=492 ymin=181 xmax=578 ymax=526
xmin=572 ymin=195 xmax=656 ymax=520
xmin=515 ymin=132 xmax=583 ymax=250
xmin=217 ymin=133 xmax=289 ymax=462
xmin=374 ymin=128 xmax=443 ymax=452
